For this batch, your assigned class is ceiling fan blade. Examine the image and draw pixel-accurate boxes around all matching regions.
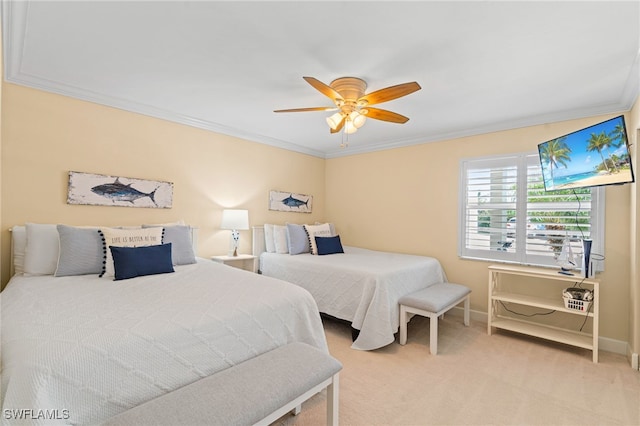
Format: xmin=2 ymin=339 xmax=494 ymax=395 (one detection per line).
xmin=330 ymin=116 xmax=346 ymax=133
xmin=274 ymin=107 xmax=336 ymax=113
xmin=358 ymin=82 xmax=421 ymax=106
xmin=363 ymin=107 xmax=410 ymax=124
xmin=303 ymin=76 xmax=344 ymax=102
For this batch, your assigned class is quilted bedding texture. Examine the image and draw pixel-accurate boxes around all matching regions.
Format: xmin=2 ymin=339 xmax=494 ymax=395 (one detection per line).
xmin=0 ymin=259 xmax=327 ymax=425
xmin=260 ymin=246 xmax=447 ymax=351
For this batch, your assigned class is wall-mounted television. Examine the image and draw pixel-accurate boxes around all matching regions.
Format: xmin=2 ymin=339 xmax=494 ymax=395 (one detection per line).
xmin=538 ymin=115 xmax=635 ymax=191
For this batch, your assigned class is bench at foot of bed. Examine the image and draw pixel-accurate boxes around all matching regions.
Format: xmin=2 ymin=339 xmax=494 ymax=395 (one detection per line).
xmin=399 ymin=282 xmax=471 ymax=355
xmin=101 ymin=342 xmax=343 ymax=426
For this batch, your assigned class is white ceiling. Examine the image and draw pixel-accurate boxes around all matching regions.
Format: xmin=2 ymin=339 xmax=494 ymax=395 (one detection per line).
xmin=3 ymin=1 xmax=639 ymax=158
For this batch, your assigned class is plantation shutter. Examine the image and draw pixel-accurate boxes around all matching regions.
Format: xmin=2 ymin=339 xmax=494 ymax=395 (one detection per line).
xmin=459 ymin=152 xmax=604 ymax=269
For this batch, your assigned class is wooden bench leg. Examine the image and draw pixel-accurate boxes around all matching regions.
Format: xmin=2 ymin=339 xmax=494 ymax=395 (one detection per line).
xmin=326 ymin=373 xmax=339 ymax=426
xmin=429 ymin=313 xmax=438 ymax=355
xmin=463 ymin=295 xmax=470 ymax=326
xmin=399 ymin=305 xmax=408 ymax=345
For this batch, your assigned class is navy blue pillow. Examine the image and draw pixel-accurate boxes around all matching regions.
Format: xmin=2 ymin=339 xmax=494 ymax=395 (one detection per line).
xmin=110 ymin=243 xmax=175 ymax=281
xmin=315 ymin=235 xmax=344 ymax=255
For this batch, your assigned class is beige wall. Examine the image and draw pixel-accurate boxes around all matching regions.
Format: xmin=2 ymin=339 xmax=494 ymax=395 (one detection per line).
xmin=0 ymin=83 xmax=326 ymax=287
xmin=0 ymin=26 xmax=3 ymax=283
xmin=628 ymin=98 xmax=639 ymax=361
xmin=326 ymin=115 xmax=633 ymax=343
xmin=1 ymin=79 xmax=638 ymax=352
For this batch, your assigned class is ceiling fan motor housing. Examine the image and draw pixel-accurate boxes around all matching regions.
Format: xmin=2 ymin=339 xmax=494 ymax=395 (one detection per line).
xmin=330 ymin=77 xmax=367 ymax=103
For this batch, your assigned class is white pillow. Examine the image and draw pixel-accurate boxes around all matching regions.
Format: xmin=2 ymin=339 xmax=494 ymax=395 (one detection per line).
xmin=315 ymin=222 xmax=337 ymax=236
xmin=264 ymin=224 xmax=276 ymax=253
xmin=99 ymin=227 xmax=163 ymax=278
xmin=304 ymin=223 xmax=332 ymax=255
xmin=273 ymin=225 xmax=289 ymax=254
xmin=142 ymin=224 xmax=196 ymax=265
xmin=24 ymin=223 xmax=60 ymax=275
xmin=10 ymin=226 xmax=27 ymax=275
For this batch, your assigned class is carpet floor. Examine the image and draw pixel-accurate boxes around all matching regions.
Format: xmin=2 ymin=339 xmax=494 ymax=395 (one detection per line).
xmin=275 ymin=314 xmax=640 ymax=426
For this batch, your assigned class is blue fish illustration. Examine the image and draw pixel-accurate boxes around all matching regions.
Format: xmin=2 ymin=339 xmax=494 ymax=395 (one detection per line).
xmin=91 ymin=178 xmax=157 ymax=205
xmin=281 ymin=194 xmax=308 ymax=209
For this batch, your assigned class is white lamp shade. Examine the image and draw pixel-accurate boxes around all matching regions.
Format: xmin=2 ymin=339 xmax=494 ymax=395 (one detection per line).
xmin=350 ymin=111 xmax=366 ymax=128
xmin=344 ymin=120 xmax=358 ymax=134
xmin=326 ymin=112 xmax=344 ymax=130
xmin=220 ymin=209 xmax=249 ymax=230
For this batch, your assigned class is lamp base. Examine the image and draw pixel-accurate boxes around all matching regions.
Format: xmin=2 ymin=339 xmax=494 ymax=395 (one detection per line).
xmin=232 ymin=247 xmax=238 ymax=257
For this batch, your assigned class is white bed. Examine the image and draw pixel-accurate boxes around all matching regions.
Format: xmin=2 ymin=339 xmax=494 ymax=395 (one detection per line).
xmin=1 ymin=225 xmax=327 ymax=425
xmin=253 ymin=225 xmax=447 ymax=351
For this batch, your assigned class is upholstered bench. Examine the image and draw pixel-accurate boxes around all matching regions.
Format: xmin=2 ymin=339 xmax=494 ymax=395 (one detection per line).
xmin=399 ymin=282 xmax=471 ymax=355
xmin=101 ymin=342 xmax=343 ymax=426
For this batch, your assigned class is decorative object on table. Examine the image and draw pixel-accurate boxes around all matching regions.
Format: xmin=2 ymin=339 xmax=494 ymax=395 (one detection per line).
xmin=269 ymin=190 xmax=312 ymax=213
xmin=556 ymin=237 xmax=577 ymax=273
xmin=220 ymin=209 xmax=249 ymax=256
xmin=67 ymin=171 xmax=173 ymax=208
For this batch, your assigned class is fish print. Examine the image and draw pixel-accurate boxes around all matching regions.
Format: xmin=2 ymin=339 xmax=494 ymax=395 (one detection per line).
xmin=91 ymin=178 xmax=157 ymax=205
xmin=281 ymin=194 xmax=308 ymax=209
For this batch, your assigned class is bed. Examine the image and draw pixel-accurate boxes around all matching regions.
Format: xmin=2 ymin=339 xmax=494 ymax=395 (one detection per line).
xmin=1 ymin=224 xmax=327 ymax=425
xmin=253 ymin=224 xmax=447 ymax=351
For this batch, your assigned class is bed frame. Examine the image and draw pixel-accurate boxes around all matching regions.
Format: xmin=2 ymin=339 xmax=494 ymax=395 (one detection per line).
xmin=252 ymin=225 xmax=267 ymax=261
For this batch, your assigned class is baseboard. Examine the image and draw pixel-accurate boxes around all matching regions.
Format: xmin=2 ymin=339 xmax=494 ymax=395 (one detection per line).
xmin=449 ymin=306 xmax=632 ymax=363
xmin=628 ymin=346 xmax=639 ymax=371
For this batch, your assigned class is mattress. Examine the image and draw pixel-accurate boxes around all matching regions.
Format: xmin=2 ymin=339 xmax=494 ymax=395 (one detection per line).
xmin=0 ymin=259 xmax=327 ymax=425
xmin=259 ymin=246 xmax=447 ymax=350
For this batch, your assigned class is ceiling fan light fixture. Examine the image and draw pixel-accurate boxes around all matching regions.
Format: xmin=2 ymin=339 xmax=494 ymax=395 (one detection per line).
xmin=344 ymin=120 xmax=358 ymax=134
xmin=350 ymin=111 xmax=366 ymax=128
xmin=275 ymin=76 xmax=421 ymax=144
xmin=326 ymin=112 xmax=344 ymax=130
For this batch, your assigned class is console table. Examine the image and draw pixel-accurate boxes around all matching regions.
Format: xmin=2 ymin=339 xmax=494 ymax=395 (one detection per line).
xmin=488 ymin=264 xmax=599 ymax=362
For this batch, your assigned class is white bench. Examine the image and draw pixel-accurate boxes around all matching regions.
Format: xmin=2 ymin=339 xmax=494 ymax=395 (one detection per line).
xmin=399 ymin=282 xmax=471 ymax=355
xmin=101 ymin=342 xmax=342 ymax=426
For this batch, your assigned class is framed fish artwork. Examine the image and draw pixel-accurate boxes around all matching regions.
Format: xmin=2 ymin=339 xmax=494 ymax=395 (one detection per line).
xmin=67 ymin=171 xmax=173 ymax=209
xmin=269 ymin=190 xmax=312 ymax=213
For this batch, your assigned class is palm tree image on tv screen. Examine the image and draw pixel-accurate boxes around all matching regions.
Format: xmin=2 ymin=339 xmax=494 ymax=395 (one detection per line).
xmin=538 ymin=115 xmax=635 ymax=191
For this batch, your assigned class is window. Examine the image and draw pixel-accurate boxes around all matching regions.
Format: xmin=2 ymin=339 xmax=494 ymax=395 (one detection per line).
xmin=458 ymin=152 xmax=604 ymax=269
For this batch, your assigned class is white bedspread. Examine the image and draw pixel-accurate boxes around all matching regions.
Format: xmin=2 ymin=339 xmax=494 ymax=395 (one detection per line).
xmin=0 ymin=259 xmax=327 ymax=425
xmin=259 ymin=246 xmax=447 ymax=351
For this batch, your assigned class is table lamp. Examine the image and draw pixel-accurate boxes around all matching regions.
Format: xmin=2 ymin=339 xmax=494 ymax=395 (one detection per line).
xmin=220 ymin=209 xmax=249 ymax=256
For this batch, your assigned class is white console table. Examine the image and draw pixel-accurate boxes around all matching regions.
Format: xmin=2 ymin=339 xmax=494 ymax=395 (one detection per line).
xmin=488 ymin=264 xmax=599 ymax=363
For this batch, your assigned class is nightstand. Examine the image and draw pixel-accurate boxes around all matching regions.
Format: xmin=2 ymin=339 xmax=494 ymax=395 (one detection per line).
xmin=211 ymin=254 xmax=257 ymax=273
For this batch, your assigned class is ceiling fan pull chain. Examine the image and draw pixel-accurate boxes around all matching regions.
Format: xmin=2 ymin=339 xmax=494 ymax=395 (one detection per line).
xmin=341 ymin=124 xmax=349 ymax=148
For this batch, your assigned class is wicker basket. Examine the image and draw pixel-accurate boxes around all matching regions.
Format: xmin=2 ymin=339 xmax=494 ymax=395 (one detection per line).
xmin=563 ymin=295 xmax=591 ymax=312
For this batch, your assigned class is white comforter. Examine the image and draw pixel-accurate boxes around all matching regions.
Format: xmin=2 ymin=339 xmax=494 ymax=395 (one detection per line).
xmin=260 ymin=246 xmax=447 ymax=351
xmin=0 ymin=259 xmax=327 ymax=425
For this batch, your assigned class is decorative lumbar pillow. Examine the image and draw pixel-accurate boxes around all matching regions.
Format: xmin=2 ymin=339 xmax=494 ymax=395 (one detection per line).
xmin=55 ymin=225 xmax=104 ymax=276
xmin=24 ymin=223 xmax=60 ymax=275
xmin=315 ymin=235 xmax=344 ymax=255
xmin=273 ymin=225 xmax=289 ymax=254
xmin=303 ymin=223 xmax=332 ymax=255
xmin=99 ymin=227 xmax=164 ymax=278
xmin=142 ymin=225 xmax=196 ymax=265
xmin=286 ymin=223 xmax=310 ymax=255
xmin=110 ymin=244 xmax=174 ymax=281
xmin=315 ymin=222 xmax=337 ymax=236
xmin=263 ymin=224 xmax=276 ymax=253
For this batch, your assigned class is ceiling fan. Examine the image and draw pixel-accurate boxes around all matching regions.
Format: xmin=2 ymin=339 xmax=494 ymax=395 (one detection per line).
xmin=274 ymin=76 xmax=421 ymax=134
